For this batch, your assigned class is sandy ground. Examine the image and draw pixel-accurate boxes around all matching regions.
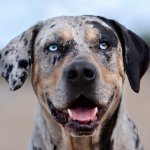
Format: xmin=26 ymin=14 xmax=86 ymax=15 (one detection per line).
xmin=0 ymin=67 xmax=150 ymax=150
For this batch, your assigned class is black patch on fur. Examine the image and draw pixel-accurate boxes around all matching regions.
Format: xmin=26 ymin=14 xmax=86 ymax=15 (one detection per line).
xmin=65 ymin=40 xmax=77 ymax=51
xmin=135 ymin=135 xmax=140 ymax=149
xmin=99 ymin=16 xmax=150 ymax=93
xmin=44 ymin=39 xmax=77 ymax=67
xmin=1 ymin=72 xmax=5 ymax=78
xmin=47 ymin=97 xmax=68 ymax=124
xmin=29 ymin=58 xmax=31 ymax=66
xmin=110 ymin=139 xmax=114 ymax=150
xmin=33 ymin=146 xmax=42 ymax=150
xmin=50 ymin=24 xmax=56 ymax=28
xmin=5 ymin=64 xmax=8 ymax=69
xmin=20 ymin=32 xmax=25 ymax=40
xmin=28 ymin=50 xmax=31 ymax=55
xmin=0 ymin=54 xmax=1 ymax=59
xmin=36 ymin=38 xmax=42 ymax=47
xmin=13 ymin=84 xmax=21 ymax=91
xmin=81 ymin=16 xmax=86 ymax=20
xmin=103 ymin=52 xmax=112 ymax=62
xmin=12 ymin=80 xmax=17 ymax=86
xmin=50 ymin=40 xmax=77 ymax=65
xmin=52 ymin=55 xmax=57 ymax=65
xmin=7 ymin=65 xmax=13 ymax=74
xmin=98 ymin=100 xmax=121 ymax=150
xmin=23 ymin=38 xmax=28 ymax=45
xmin=5 ymin=74 xmax=9 ymax=81
xmin=20 ymin=71 xmax=27 ymax=83
xmin=18 ymin=59 xmax=28 ymax=69
xmin=5 ymin=64 xmax=13 ymax=81
xmin=5 ymin=50 xmax=9 ymax=56
xmin=127 ymin=117 xmax=142 ymax=149
xmin=86 ymin=20 xmax=118 ymax=48
xmin=54 ymin=145 xmax=57 ymax=150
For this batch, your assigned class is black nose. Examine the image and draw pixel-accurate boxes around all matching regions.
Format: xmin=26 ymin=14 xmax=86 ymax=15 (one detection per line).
xmin=64 ymin=61 xmax=97 ymax=84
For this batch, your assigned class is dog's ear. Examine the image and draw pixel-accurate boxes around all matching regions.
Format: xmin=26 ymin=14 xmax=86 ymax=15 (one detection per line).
xmin=0 ymin=22 xmax=43 ymax=91
xmin=100 ymin=18 xmax=150 ymax=93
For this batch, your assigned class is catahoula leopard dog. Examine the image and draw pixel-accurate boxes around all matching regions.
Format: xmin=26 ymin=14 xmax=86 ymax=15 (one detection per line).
xmin=0 ymin=16 xmax=149 ymax=150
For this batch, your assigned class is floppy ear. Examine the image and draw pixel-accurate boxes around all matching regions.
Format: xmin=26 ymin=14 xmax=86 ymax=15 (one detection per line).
xmin=0 ymin=22 xmax=43 ymax=91
xmin=100 ymin=17 xmax=150 ymax=93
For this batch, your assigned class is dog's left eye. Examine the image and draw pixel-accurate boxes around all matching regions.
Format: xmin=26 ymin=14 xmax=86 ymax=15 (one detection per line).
xmin=48 ymin=44 xmax=59 ymax=52
xmin=99 ymin=41 xmax=110 ymax=50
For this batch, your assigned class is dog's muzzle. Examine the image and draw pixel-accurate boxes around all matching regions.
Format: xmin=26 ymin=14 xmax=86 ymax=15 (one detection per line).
xmin=47 ymin=95 xmax=109 ymax=136
xmin=47 ymin=61 xmax=114 ymax=136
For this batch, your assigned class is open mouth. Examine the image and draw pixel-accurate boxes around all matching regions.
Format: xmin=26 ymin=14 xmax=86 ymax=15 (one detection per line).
xmin=47 ymin=95 xmax=108 ymax=135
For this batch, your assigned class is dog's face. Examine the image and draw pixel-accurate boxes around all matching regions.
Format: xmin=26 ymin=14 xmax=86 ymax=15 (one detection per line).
xmin=32 ymin=16 xmax=124 ymax=136
xmin=0 ymin=16 xmax=149 ymax=137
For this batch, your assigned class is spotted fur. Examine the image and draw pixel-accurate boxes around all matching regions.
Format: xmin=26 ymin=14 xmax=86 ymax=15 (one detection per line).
xmin=0 ymin=22 xmax=43 ymax=90
xmin=0 ymin=16 xmax=149 ymax=150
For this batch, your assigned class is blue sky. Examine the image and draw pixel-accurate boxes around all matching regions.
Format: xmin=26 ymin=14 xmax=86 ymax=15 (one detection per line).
xmin=0 ymin=0 xmax=150 ymax=48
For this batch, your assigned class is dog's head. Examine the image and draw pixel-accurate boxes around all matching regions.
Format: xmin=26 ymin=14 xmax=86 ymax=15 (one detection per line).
xmin=0 ymin=16 xmax=149 ymax=136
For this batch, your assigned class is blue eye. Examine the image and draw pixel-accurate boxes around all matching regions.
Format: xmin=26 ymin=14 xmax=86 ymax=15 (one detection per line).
xmin=99 ymin=41 xmax=110 ymax=50
xmin=48 ymin=44 xmax=58 ymax=52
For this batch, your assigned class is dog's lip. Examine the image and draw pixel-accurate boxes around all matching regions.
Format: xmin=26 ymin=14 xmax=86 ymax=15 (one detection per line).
xmin=65 ymin=104 xmax=106 ymax=135
xmin=47 ymin=95 xmax=108 ymax=125
xmin=66 ymin=95 xmax=107 ymax=123
xmin=47 ymin=93 xmax=115 ymax=135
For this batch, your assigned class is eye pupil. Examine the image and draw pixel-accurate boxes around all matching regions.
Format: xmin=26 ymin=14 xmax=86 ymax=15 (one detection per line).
xmin=99 ymin=41 xmax=109 ymax=50
xmin=48 ymin=44 xmax=58 ymax=52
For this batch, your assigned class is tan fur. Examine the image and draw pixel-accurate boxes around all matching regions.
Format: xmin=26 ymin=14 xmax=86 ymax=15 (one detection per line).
xmin=0 ymin=16 xmax=146 ymax=150
xmin=85 ymin=28 xmax=99 ymax=42
xmin=59 ymin=29 xmax=73 ymax=42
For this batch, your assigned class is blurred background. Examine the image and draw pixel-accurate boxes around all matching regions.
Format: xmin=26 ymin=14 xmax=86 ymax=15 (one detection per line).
xmin=0 ymin=0 xmax=150 ymax=149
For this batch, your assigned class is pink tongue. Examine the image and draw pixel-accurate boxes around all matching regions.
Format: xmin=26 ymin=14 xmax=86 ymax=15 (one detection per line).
xmin=68 ymin=107 xmax=98 ymax=122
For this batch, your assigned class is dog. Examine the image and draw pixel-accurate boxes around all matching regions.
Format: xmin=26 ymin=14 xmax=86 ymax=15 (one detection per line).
xmin=0 ymin=16 xmax=149 ymax=150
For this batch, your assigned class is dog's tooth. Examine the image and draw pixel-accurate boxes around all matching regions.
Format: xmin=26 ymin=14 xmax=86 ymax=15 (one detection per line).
xmin=68 ymin=109 xmax=72 ymax=118
xmin=95 ymin=107 xmax=98 ymax=114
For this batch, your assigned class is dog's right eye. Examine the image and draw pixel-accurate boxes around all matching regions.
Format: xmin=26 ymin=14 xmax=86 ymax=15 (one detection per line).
xmin=48 ymin=44 xmax=59 ymax=52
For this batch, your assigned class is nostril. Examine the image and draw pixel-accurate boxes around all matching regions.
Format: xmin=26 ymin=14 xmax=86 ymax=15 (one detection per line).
xmin=64 ymin=61 xmax=97 ymax=83
xmin=83 ymin=68 xmax=95 ymax=80
xmin=67 ymin=69 xmax=78 ymax=80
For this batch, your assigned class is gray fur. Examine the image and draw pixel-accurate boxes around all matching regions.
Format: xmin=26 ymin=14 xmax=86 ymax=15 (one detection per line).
xmin=0 ymin=16 xmax=148 ymax=150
